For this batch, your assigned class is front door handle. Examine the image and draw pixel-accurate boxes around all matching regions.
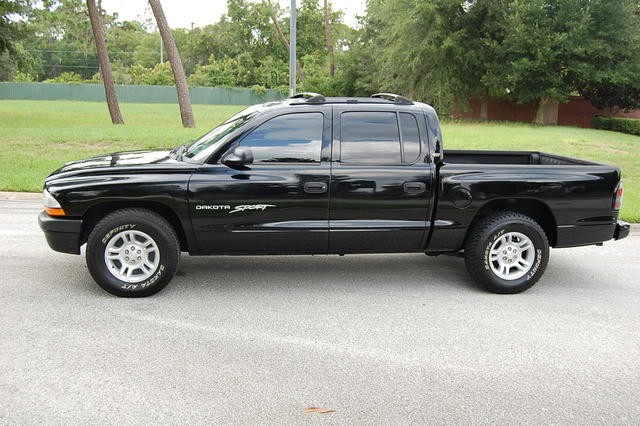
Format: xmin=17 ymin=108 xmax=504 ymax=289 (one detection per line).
xmin=304 ymin=182 xmax=328 ymax=194
xmin=403 ymin=182 xmax=426 ymax=194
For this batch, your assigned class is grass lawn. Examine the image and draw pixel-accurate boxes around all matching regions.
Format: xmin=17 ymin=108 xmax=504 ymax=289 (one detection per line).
xmin=1 ymin=100 xmax=638 ymax=222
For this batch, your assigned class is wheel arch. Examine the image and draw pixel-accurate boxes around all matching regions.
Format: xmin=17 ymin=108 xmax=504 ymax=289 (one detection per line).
xmin=80 ymin=201 xmax=189 ymax=252
xmin=469 ymin=198 xmax=557 ymax=246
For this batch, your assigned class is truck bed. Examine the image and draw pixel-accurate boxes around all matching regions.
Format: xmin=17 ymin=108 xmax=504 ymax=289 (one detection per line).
xmin=444 ymin=150 xmax=595 ymax=166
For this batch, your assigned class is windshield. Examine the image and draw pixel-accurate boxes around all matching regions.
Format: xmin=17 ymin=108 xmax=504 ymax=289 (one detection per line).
xmin=183 ymin=107 xmax=258 ymax=160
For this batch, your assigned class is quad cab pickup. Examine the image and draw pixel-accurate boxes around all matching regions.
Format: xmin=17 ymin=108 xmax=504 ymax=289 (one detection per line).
xmin=39 ymin=93 xmax=630 ymax=297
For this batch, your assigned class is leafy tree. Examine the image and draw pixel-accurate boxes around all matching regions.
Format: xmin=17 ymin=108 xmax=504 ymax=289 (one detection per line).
xmin=573 ymin=0 xmax=640 ymax=116
xmin=0 ymin=0 xmax=37 ymax=80
xmin=349 ymin=0 xmax=640 ymax=122
xmin=1 ymin=0 xmax=30 ymax=54
xmin=131 ymin=31 xmax=163 ymax=69
xmin=181 ymin=23 xmax=236 ymax=71
xmin=19 ymin=0 xmax=103 ymax=80
xmin=485 ymin=0 xmax=640 ymax=123
xmin=582 ymin=83 xmax=640 ymax=117
xmin=260 ymin=0 xmax=304 ymax=82
xmin=342 ymin=0 xmax=506 ymax=110
xmin=105 ymin=20 xmax=148 ymax=68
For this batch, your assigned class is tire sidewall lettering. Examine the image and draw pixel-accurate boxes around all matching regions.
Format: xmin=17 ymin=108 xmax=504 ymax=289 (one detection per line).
xmin=483 ymin=229 xmax=505 ymax=271
xmin=119 ymin=264 xmax=165 ymax=291
xmin=101 ymin=224 xmax=137 ymax=244
xmin=526 ymin=249 xmax=543 ymax=281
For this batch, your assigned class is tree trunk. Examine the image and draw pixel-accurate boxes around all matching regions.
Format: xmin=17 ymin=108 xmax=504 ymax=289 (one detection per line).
xmin=86 ymin=0 xmax=123 ymax=124
xmin=479 ymin=96 xmax=488 ymax=121
xmin=268 ymin=4 xmax=305 ymax=82
xmin=323 ymin=0 xmax=335 ymax=78
xmin=534 ymin=97 xmax=559 ymax=125
xmin=148 ymin=0 xmax=195 ymax=128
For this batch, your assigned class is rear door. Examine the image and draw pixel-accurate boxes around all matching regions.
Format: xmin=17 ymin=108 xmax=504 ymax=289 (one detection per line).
xmin=329 ymin=106 xmax=434 ymax=253
xmin=189 ymin=109 xmax=331 ymax=254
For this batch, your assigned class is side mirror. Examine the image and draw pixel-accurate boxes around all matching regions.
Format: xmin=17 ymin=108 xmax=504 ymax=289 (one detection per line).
xmin=223 ymin=146 xmax=254 ymax=168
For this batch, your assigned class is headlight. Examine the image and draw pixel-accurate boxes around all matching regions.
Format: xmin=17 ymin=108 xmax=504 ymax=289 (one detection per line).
xmin=43 ymin=189 xmax=66 ymax=216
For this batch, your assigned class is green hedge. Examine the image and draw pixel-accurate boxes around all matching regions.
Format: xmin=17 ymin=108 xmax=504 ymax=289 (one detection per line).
xmin=592 ymin=116 xmax=640 ymax=136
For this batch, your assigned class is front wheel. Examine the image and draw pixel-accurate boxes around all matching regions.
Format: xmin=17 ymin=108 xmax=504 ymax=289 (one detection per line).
xmin=464 ymin=212 xmax=549 ymax=294
xmin=86 ymin=208 xmax=180 ymax=297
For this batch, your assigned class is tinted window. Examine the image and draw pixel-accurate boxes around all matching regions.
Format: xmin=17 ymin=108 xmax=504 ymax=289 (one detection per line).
xmin=340 ymin=112 xmax=401 ymax=163
xmin=185 ymin=111 xmax=255 ymax=160
xmin=399 ymin=113 xmax=421 ymax=163
xmin=238 ymin=113 xmax=323 ymax=163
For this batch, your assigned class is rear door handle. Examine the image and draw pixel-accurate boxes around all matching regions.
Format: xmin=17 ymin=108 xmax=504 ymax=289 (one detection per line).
xmin=304 ymin=182 xmax=328 ymax=194
xmin=403 ymin=182 xmax=426 ymax=194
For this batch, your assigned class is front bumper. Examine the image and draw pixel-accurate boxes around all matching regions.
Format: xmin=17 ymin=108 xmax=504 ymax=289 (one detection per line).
xmin=614 ymin=220 xmax=630 ymax=240
xmin=38 ymin=211 xmax=83 ymax=255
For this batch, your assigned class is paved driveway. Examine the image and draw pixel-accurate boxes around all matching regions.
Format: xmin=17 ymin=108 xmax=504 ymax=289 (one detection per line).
xmin=1 ymin=198 xmax=639 ymax=424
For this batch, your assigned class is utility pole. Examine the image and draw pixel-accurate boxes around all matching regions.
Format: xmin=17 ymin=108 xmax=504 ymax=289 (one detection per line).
xmin=289 ymin=0 xmax=297 ymax=96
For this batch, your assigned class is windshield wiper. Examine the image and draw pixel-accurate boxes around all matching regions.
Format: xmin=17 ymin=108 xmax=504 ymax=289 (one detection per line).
xmin=170 ymin=144 xmax=188 ymax=161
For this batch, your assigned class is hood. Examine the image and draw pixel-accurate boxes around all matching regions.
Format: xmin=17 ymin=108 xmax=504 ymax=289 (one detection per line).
xmin=52 ymin=150 xmax=174 ymax=175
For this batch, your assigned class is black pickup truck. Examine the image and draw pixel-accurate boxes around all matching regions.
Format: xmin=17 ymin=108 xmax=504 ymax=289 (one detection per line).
xmin=39 ymin=93 xmax=630 ymax=297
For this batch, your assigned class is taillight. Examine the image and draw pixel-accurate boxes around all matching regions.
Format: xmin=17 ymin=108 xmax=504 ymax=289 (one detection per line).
xmin=613 ymin=182 xmax=623 ymax=210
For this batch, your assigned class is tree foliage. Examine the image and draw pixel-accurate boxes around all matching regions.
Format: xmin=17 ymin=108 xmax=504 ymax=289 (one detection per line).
xmin=4 ymin=0 xmax=640 ymax=118
xmin=1 ymin=0 xmax=30 ymax=54
xmin=341 ymin=0 xmax=640 ymax=116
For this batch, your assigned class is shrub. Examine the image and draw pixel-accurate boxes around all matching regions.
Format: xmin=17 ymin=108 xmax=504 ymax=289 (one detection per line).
xmin=130 ymin=63 xmax=174 ymax=86
xmin=593 ymin=116 xmax=640 ymax=136
xmin=44 ymin=72 xmax=84 ymax=83
xmin=14 ymin=71 xmax=34 ymax=82
xmin=250 ymin=84 xmax=267 ymax=97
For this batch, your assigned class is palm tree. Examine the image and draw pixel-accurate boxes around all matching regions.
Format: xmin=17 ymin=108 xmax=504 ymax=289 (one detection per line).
xmin=148 ymin=0 xmax=195 ymax=128
xmin=86 ymin=0 xmax=123 ymax=124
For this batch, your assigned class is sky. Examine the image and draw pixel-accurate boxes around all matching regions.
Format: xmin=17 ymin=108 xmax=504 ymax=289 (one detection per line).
xmin=101 ymin=0 xmax=367 ymax=29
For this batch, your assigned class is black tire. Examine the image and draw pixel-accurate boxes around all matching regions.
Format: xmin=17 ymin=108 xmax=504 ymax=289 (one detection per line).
xmin=464 ymin=212 xmax=549 ymax=294
xmin=86 ymin=208 xmax=180 ymax=297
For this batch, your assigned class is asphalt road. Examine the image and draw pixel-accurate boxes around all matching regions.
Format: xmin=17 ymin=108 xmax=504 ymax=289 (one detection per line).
xmin=1 ymin=197 xmax=639 ymax=425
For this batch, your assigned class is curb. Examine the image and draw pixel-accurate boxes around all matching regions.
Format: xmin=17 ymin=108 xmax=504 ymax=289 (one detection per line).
xmin=0 ymin=191 xmax=41 ymax=201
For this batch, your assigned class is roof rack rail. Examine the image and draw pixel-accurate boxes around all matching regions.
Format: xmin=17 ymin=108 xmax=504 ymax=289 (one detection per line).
xmin=290 ymin=92 xmax=326 ymax=103
xmin=371 ymin=93 xmax=413 ymax=105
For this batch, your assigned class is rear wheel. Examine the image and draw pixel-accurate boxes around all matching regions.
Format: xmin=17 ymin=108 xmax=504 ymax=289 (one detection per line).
xmin=86 ymin=208 xmax=180 ymax=297
xmin=464 ymin=212 xmax=549 ymax=294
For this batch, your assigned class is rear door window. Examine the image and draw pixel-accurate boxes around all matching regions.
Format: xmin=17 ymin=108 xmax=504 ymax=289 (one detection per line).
xmin=339 ymin=111 xmax=421 ymax=164
xmin=399 ymin=113 xmax=421 ymax=163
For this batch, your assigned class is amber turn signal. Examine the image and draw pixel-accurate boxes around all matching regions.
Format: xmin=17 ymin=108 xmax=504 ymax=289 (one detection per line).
xmin=45 ymin=207 xmax=66 ymax=216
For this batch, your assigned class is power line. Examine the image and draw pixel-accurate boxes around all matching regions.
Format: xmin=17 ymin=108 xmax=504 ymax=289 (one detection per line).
xmin=39 ymin=64 xmax=100 ymax=69
xmin=24 ymin=49 xmax=147 ymax=55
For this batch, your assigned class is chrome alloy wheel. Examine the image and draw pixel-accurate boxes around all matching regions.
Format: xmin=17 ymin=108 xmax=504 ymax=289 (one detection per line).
xmin=104 ymin=230 xmax=160 ymax=283
xmin=488 ymin=232 xmax=535 ymax=280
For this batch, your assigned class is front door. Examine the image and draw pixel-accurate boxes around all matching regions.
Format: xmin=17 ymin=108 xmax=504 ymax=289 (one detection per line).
xmin=189 ymin=110 xmax=331 ymax=254
xmin=329 ymin=107 xmax=435 ymax=253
